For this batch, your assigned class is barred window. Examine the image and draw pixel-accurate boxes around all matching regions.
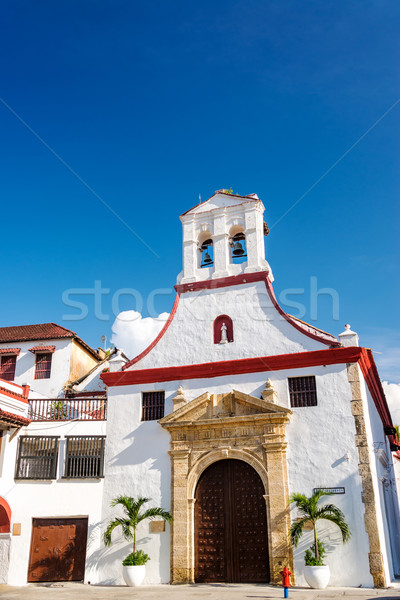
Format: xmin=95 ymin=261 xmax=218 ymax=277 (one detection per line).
xmin=288 ymin=376 xmax=317 ymax=407
xmin=64 ymin=436 xmax=106 ymax=478
xmin=0 ymin=355 xmax=16 ymax=381
xmin=142 ymin=391 xmax=165 ymax=421
xmin=35 ymin=352 xmax=52 ymax=380
xmin=15 ymin=436 xmax=59 ymax=479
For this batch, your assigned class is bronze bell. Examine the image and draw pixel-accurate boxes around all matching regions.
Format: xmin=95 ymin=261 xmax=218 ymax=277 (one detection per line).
xmin=232 ymin=241 xmax=245 ymax=256
xmin=203 ymin=251 xmax=212 ymax=265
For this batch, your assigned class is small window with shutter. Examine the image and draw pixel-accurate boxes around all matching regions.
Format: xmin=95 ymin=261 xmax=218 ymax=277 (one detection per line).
xmin=141 ymin=391 xmax=165 ymax=421
xmin=64 ymin=436 xmax=106 ymax=478
xmin=15 ymin=436 xmax=59 ymax=479
xmin=35 ymin=352 xmax=52 ymax=379
xmin=288 ymin=376 xmax=317 ymax=407
xmin=0 ymin=355 xmax=17 ymax=381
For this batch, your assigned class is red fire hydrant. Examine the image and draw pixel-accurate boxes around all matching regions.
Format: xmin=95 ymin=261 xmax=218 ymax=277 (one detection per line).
xmin=280 ymin=566 xmax=291 ymax=598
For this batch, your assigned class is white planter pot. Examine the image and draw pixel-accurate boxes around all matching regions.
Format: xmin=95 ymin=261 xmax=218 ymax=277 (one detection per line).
xmin=122 ymin=565 xmax=146 ymax=587
xmin=304 ymin=565 xmax=330 ymax=589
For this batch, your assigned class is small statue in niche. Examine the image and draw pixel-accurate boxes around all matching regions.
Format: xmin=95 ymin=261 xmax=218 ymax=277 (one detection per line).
xmin=220 ymin=322 xmax=228 ymax=344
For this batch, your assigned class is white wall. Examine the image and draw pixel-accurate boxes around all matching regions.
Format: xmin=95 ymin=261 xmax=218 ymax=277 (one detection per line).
xmin=129 ymin=281 xmax=328 ymax=371
xmin=101 ymin=364 xmax=378 ymax=587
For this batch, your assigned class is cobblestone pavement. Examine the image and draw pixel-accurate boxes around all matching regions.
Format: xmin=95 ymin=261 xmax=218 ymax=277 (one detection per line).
xmin=1 ymin=583 xmax=400 ymax=600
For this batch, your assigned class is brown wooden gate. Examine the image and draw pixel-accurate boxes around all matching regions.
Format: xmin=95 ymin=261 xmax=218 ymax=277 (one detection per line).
xmin=28 ymin=518 xmax=88 ymax=582
xmin=194 ymin=459 xmax=269 ymax=583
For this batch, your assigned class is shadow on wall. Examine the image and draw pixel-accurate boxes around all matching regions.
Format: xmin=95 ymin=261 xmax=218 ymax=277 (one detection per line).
xmin=106 ymin=421 xmax=171 ymax=508
xmin=97 ymin=424 xmax=172 ymax=585
xmin=290 ymin=471 xmax=371 ymax=587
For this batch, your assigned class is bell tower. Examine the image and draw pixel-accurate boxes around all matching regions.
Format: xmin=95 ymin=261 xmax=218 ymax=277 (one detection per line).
xmin=178 ymin=190 xmax=272 ymax=284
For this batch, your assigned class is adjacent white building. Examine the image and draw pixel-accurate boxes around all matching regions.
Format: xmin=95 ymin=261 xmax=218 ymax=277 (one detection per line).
xmin=0 ymin=326 xmax=114 ymax=585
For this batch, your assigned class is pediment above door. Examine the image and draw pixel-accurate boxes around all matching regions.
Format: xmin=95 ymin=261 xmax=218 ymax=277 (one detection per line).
xmin=159 ymin=389 xmax=291 ymax=429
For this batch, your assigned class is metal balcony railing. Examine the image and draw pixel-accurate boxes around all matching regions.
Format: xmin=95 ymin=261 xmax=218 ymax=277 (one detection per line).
xmin=28 ymin=397 xmax=107 ymax=421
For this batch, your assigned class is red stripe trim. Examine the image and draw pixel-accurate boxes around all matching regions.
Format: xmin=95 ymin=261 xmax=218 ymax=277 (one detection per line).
xmin=358 ymin=347 xmax=396 ymax=439
xmin=123 ymin=272 xmax=338 ymax=372
xmin=0 ymin=408 xmax=30 ymax=426
xmin=103 ymin=345 xmax=396 ymax=446
xmin=263 ymin=275 xmax=339 ymax=346
xmin=104 ymin=347 xmax=362 ymax=386
xmin=122 ymin=294 xmax=181 ymax=370
xmin=175 ymin=272 xmax=338 ymax=346
xmin=0 ymin=497 xmax=11 ymax=522
xmin=174 ymin=271 xmax=265 ymax=293
xmin=0 ymin=383 xmax=29 ymax=403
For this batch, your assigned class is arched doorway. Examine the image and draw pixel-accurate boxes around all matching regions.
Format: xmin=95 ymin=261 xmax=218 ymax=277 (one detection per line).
xmin=194 ymin=459 xmax=269 ymax=583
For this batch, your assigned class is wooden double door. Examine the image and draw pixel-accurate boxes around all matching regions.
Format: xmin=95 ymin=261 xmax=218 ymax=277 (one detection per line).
xmin=28 ymin=518 xmax=88 ymax=582
xmin=194 ymin=459 xmax=269 ymax=583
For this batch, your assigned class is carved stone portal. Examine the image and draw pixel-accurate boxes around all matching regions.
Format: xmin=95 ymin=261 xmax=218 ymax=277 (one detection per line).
xmin=159 ymin=389 xmax=294 ymax=584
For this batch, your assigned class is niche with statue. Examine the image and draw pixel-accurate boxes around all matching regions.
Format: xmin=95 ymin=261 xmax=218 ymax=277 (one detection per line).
xmin=213 ymin=315 xmax=234 ymax=344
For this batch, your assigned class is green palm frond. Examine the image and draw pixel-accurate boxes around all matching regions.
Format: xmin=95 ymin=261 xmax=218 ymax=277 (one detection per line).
xmin=103 ymin=517 xmax=133 ymax=546
xmin=140 ymin=507 xmax=173 ymax=524
xmin=289 ymin=490 xmax=350 ymax=561
xmin=290 ymin=517 xmax=311 ymax=547
xmin=319 ymin=512 xmax=351 ymax=543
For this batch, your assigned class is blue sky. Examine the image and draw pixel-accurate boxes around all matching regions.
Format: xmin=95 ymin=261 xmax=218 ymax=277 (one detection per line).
xmin=1 ymin=1 xmax=399 ymax=381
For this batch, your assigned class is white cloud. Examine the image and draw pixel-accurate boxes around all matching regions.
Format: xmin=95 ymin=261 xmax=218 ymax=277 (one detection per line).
xmin=383 ymin=381 xmax=400 ymax=427
xmin=111 ymin=310 xmax=169 ymax=360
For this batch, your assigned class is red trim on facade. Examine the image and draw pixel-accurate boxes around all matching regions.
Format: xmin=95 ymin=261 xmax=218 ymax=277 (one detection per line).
xmin=0 ymin=408 xmax=30 ymax=426
xmin=175 ymin=271 xmax=265 ymax=294
xmin=103 ymin=345 xmax=397 ymax=448
xmin=122 ymin=272 xmax=338 ymax=372
xmin=29 ymin=345 xmax=56 ymax=353
xmin=104 ymin=347 xmax=363 ymax=386
xmin=175 ymin=271 xmax=339 ymax=347
xmin=358 ymin=348 xmax=397 ymax=446
xmin=263 ymin=276 xmax=339 ymax=346
xmin=0 ymin=497 xmax=11 ymax=534
xmin=122 ymin=294 xmax=181 ymax=370
xmin=0 ymin=382 xmax=29 ymax=403
xmin=0 ymin=348 xmax=20 ymax=355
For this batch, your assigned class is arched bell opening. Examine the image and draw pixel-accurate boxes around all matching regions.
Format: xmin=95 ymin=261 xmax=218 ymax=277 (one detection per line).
xmin=194 ymin=459 xmax=270 ymax=583
xmin=229 ymin=231 xmax=247 ymax=264
xmin=197 ymin=231 xmax=214 ymax=268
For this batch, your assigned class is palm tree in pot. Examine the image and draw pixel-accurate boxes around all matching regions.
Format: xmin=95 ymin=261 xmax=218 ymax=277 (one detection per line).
xmin=290 ymin=490 xmax=351 ymax=589
xmin=104 ymin=495 xmax=172 ymax=586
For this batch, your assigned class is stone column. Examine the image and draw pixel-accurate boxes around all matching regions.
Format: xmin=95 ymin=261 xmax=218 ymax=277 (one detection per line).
xmin=262 ymin=439 xmax=294 ymax=584
xmin=169 ymin=449 xmax=191 ymax=583
xmin=347 ymin=363 xmax=386 ymax=587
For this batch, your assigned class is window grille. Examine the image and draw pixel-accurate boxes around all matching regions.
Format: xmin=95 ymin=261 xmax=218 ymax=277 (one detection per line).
xmin=35 ymin=352 xmax=52 ymax=379
xmin=64 ymin=436 xmax=106 ymax=478
xmin=0 ymin=355 xmax=17 ymax=381
xmin=288 ymin=376 xmax=317 ymax=407
xmin=142 ymin=391 xmax=165 ymax=421
xmin=15 ymin=436 xmax=59 ymax=479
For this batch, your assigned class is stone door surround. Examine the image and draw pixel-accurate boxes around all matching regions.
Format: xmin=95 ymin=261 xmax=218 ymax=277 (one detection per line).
xmin=160 ymin=388 xmax=293 ymax=584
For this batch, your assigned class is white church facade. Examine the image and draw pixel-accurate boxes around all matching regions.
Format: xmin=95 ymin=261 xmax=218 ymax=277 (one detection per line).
xmin=1 ymin=190 xmax=399 ymax=588
xmin=100 ymin=191 xmax=400 ymax=588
